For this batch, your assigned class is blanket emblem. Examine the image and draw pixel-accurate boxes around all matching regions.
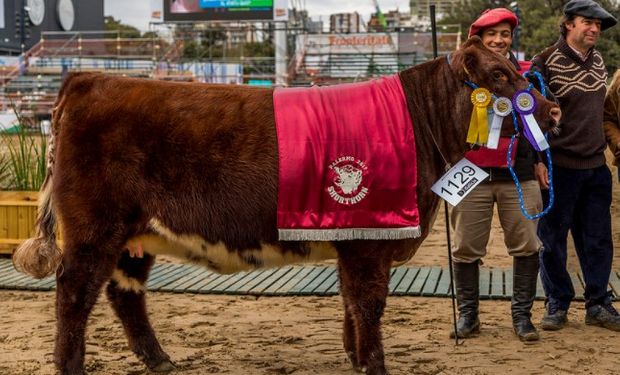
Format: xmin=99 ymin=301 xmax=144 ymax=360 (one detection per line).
xmin=274 ymin=74 xmax=422 ymax=241
xmin=327 ymin=156 xmax=369 ymax=205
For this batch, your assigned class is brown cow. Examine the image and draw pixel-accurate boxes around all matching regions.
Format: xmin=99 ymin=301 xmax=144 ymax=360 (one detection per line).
xmin=13 ymin=37 xmax=560 ymax=375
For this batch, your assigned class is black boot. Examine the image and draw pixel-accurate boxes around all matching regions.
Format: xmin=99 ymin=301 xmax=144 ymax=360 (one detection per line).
xmin=512 ymin=253 xmax=540 ymax=341
xmin=450 ymin=261 xmax=480 ymax=338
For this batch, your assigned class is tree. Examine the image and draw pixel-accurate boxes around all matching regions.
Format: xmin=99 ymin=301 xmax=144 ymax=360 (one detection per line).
xmin=597 ymin=0 xmax=620 ymax=72
xmin=440 ymin=0 xmax=620 ymax=73
xmin=104 ymin=16 xmax=142 ymax=38
xmin=178 ymin=28 xmax=227 ymax=59
xmin=242 ymin=42 xmax=275 ymax=75
xmin=517 ymin=0 xmax=561 ymax=58
xmin=243 ymin=41 xmax=274 ymax=58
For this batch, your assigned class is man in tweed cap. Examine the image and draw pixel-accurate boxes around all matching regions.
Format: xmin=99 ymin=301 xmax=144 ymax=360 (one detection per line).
xmin=531 ymin=0 xmax=619 ymax=332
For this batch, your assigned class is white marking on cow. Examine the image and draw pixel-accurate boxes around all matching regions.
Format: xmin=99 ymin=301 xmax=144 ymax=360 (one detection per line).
xmin=111 ymin=269 xmax=145 ymax=293
xmin=124 ymin=219 xmax=338 ymax=274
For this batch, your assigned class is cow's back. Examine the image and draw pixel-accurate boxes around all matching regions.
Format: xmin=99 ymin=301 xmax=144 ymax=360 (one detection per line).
xmin=53 ymin=73 xmax=280 ymax=250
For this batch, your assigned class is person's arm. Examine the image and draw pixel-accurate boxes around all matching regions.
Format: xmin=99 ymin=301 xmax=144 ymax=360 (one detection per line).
xmin=535 ymin=162 xmax=549 ymax=189
xmin=603 ymin=89 xmax=620 ymax=164
xmin=529 ymin=54 xmax=550 ymax=189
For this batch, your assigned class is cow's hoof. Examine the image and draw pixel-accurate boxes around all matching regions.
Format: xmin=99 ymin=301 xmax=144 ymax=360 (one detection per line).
xmin=347 ymin=351 xmax=363 ymax=372
xmin=58 ymin=370 xmax=86 ymax=375
xmin=148 ymin=359 xmax=176 ymax=373
xmin=365 ymin=366 xmax=389 ymax=375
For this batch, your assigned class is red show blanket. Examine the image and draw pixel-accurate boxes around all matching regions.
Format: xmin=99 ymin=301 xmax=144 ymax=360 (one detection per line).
xmin=274 ymin=75 xmax=421 ymax=241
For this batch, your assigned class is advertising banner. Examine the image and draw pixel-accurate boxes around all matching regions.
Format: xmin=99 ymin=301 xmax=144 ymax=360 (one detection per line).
xmin=298 ymin=33 xmax=399 ymax=55
xmin=296 ymin=33 xmax=400 ymax=78
xmin=163 ymin=0 xmax=276 ymax=21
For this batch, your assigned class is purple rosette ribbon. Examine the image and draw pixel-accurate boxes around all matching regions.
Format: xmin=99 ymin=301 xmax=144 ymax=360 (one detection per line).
xmin=512 ymin=90 xmax=549 ymax=151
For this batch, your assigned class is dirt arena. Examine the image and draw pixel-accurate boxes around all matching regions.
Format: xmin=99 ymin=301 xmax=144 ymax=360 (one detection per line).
xmin=1 ymin=157 xmax=619 ymax=374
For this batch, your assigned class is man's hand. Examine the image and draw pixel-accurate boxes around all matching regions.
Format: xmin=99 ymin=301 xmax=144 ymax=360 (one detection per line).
xmin=535 ymin=162 xmax=549 ymax=189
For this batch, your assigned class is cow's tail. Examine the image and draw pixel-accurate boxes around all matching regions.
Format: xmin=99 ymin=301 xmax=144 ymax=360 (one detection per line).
xmin=12 ymin=81 xmax=67 ymax=279
xmin=12 ymin=176 xmax=60 ymax=279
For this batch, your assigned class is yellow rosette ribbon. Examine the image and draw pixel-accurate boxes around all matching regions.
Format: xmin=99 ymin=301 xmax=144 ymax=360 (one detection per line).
xmin=467 ymin=88 xmax=492 ymax=145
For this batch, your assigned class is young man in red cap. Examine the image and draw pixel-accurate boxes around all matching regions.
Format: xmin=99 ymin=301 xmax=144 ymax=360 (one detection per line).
xmin=450 ymin=7 xmax=542 ymax=342
xmin=531 ymin=0 xmax=620 ymax=332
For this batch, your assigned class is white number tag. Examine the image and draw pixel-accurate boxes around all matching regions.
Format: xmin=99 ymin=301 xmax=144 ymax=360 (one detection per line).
xmin=431 ymin=158 xmax=489 ymax=206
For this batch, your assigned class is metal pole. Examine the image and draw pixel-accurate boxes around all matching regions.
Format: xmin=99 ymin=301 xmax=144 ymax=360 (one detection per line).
xmin=274 ymin=22 xmax=287 ymax=86
xmin=20 ymin=0 xmax=26 ymax=52
xmin=430 ymin=5 xmax=438 ymax=59
xmin=430 ymin=4 xmax=461 ymax=346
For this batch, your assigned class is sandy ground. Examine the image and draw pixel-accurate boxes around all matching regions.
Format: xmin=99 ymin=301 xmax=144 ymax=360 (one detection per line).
xmin=1 ymin=157 xmax=620 ymax=374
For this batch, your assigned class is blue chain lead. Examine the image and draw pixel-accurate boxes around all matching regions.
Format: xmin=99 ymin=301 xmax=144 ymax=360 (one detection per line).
xmin=464 ymin=80 xmax=498 ymax=100
xmin=523 ymin=70 xmax=546 ymax=98
xmin=510 ymin=70 xmax=554 ymax=219
xmin=506 ymin=109 xmax=554 ymax=220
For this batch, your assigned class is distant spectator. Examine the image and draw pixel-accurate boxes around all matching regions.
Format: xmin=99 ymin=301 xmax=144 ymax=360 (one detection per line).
xmin=18 ymin=55 xmax=26 ymax=76
xmin=603 ymin=69 xmax=620 ymax=175
xmin=61 ymin=63 xmax=69 ymax=81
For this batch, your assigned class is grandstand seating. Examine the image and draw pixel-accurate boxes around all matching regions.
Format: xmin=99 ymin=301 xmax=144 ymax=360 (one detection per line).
xmin=0 ymin=32 xmax=175 ymax=118
xmin=1 ymin=29 xmax=457 ymax=117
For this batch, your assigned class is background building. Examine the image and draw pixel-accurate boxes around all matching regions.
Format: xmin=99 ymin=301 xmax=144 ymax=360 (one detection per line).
xmin=410 ymin=0 xmax=457 ymax=19
xmin=329 ymin=13 xmax=361 ymax=34
xmin=368 ymin=9 xmax=415 ymax=31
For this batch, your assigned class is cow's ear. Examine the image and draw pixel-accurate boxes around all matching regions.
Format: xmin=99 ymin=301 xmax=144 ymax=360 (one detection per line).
xmin=462 ymin=35 xmax=484 ymax=49
xmin=450 ymin=47 xmax=478 ymax=81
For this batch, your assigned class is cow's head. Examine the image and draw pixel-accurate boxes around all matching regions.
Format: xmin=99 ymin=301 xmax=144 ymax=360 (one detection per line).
xmin=450 ymin=36 xmax=561 ymax=135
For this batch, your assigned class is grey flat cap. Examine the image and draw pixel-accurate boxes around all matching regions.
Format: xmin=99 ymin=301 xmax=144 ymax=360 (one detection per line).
xmin=563 ymin=0 xmax=617 ymax=30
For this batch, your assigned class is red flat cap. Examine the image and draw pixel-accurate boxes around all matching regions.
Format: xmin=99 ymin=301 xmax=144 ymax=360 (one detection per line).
xmin=468 ymin=8 xmax=518 ymax=37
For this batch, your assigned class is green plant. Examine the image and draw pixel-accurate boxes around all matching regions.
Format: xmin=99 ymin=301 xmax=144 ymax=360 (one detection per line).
xmin=0 ymin=107 xmax=47 ymax=191
xmin=0 ymin=149 xmax=11 ymax=187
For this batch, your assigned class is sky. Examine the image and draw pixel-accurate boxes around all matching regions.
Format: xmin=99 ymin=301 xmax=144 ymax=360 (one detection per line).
xmin=104 ymin=0 xmax=411 ymax=31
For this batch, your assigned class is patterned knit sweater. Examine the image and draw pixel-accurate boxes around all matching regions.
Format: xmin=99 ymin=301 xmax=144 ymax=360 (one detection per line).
xmin=531 ymin=37 xmax=608 ymax=169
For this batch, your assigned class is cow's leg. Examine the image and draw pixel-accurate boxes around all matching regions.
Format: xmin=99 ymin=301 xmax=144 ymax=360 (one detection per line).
xmin=106 ymin=252 xmax=175 ymax=372
xmin=338 ymin=243 xmax=392 ymax=375
xmin=339 ymin=263 xmax=361 ymax=371
xmin=54 ymin=241 xmax=121 ymax=375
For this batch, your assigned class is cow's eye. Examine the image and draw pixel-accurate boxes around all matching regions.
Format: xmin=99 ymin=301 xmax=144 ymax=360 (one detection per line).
xmin=492 ymin=70 xmax=507 ymax=81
